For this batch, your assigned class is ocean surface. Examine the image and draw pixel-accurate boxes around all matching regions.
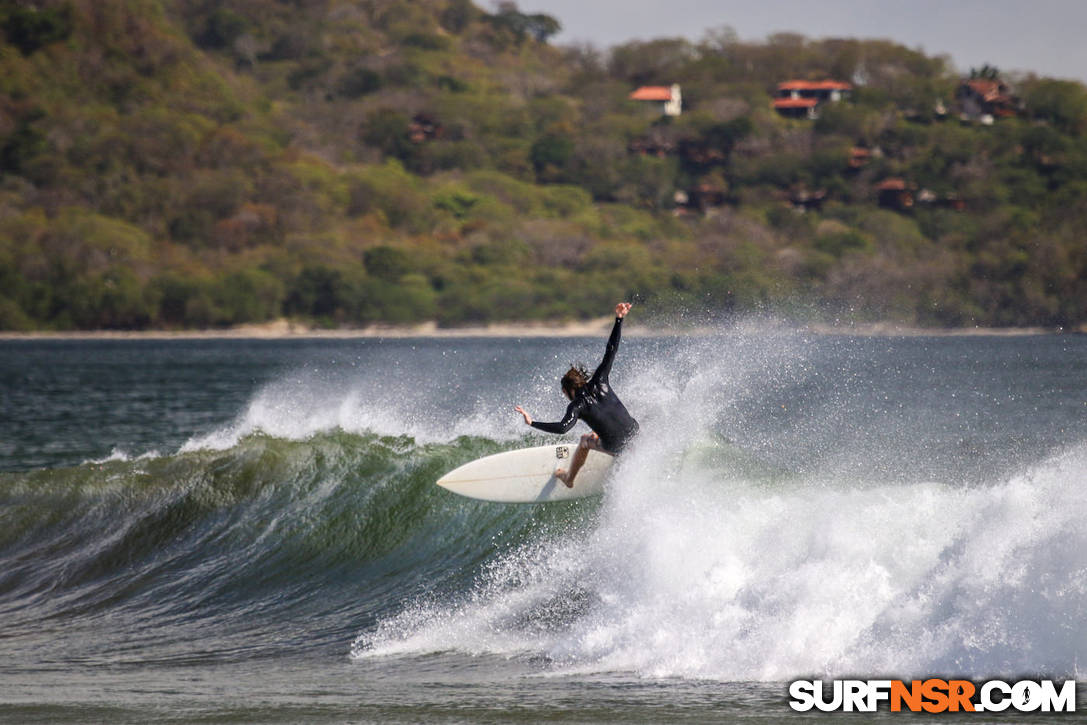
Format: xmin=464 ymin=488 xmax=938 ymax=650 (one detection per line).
xmin=2 ymin=329 xmax=1087 ymax=723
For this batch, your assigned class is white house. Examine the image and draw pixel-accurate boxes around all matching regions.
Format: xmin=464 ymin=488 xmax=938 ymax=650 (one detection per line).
xmin=629 ymin=83 xmax=682 ymax=117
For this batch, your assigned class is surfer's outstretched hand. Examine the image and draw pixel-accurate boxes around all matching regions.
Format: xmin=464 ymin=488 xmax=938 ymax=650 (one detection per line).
xmin=514 ymin=405 xmax=532 ymax=425
xmin=615 ymin=302 xmax=632 ymax=319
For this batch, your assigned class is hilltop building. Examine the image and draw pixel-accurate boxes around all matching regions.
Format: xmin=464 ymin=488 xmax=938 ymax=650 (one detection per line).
xmin=629 ymin=84 xmax=683 ymax=117
xmin=407 ymin=113 xmax=442 ymax=142
xmin=956 ymin=78 xmax=1019 ymax=125
xmin=876 ymin=178 xmax=966 ymax=212
xmin=848 ymin=146 xmax=876 ymax=170
xmin=772 ymin=80 xmax=852 ymax=119
xmin=877 ymin=178 xmax=914 ymax=210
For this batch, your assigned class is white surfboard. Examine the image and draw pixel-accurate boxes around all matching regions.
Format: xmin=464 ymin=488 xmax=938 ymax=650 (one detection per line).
xmin=437 ymin=443 xmax=613 ymax=503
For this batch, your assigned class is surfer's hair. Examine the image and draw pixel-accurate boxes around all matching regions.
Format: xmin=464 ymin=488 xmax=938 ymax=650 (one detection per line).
xmin=561 ymin=364 xmax=590 ymax=398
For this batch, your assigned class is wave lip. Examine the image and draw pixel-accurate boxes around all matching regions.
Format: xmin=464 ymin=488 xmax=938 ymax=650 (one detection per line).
xmin=82 ymin=447 xmax=163 ymax=465
xmin=179 ymin=369 xmax=525 ymax=454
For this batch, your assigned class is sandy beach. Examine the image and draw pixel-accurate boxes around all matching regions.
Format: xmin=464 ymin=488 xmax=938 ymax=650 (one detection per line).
xmin=0 ymin=317 xmax=625 ymax=340
xmin=0 ymin=317 xmax=1073 ymax=340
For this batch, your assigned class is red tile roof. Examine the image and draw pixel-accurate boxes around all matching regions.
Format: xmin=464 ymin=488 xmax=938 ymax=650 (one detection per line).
xmin=778 ymin=80 xmax=853 ymax=91
xmin=877 ymin=178 xmax=908 ymax=191
xmin=964 ymin=79 xmax=1010 ymax=102
xmin=773 ymin=97 xmax=819 ymax=109
xmin=629 ymin=86 xmax=674 ymax=101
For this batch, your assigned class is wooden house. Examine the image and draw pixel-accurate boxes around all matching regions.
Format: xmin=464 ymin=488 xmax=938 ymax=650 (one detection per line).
xmin=956 ymin=78 xmax=1019 ymax=124
xmin=876 ymin=178 xmax=914 ymax=210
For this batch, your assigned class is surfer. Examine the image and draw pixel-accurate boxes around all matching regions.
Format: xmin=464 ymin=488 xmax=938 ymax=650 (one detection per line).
xmin=514 ymin=302 xmax=639 ymax=487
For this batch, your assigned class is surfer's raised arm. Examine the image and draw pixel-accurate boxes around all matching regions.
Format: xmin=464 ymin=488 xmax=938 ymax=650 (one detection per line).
xmin=592 ymin=302 xmax=632 ymax=385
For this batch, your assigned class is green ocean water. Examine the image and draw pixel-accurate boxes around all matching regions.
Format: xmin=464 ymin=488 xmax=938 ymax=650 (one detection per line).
xmin=2 ymin=333 xmax=1087 ymax=722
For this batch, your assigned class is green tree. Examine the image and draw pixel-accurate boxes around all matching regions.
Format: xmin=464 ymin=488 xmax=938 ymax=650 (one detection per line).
xmin=1021 ymin=78 xmax=1087 ymax=135
xmin=286 ymin=266 xmax=348 ymax=320
xmin=440 ymin=0 xmax=476 ymax=33
xmin=487 ymin=3 xmax=561 ymax=44
xmin=364 ymin=246 xmax=413 ymax=280
xmin=530 ymin=132 xmax=574 ymax=180
xmin=197 ymin=8 xmax=248 ymax=50
xmin=1 ymin=3 xmax=72 ymax=55
xmin=361 ymin=109 xmax=415 ymax=164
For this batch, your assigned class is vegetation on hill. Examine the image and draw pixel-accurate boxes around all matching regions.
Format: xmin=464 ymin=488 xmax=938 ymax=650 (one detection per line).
xmin=2 ymin=0 xmax=1087 ymax=330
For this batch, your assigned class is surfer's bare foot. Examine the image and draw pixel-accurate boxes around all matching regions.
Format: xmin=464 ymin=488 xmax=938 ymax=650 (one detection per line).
xmin=554 ymin=468 xmax=574 ymax=488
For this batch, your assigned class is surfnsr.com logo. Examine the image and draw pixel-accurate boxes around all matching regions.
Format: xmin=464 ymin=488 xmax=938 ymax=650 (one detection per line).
xmin=788 ymin=679 xmax=1077 ymax=713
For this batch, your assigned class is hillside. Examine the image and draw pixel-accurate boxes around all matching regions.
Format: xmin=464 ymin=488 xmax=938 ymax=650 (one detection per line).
xmin=2 ymin=0 xmax=1087 ymax=330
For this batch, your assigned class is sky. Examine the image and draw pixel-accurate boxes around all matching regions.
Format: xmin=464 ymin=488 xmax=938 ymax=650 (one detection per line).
xmin=520 ymin=0 xmax=1087 ymax=83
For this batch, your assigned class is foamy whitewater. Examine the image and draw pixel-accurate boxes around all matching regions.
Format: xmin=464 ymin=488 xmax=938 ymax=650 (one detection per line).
xmin=2 ymin=330 xmax=1086 ymax=722
xmin=358 ymin=443 xmax=1087 ymax=679
xmin=348 ymin=332 xmax=1087 ymax=681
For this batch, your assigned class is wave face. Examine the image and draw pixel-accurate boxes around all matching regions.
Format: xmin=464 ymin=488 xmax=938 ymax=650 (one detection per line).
xmin=0 ymin=431 xmax=558 ymax=666
xmin=2 ymin=333 xmax=1087 ymax=682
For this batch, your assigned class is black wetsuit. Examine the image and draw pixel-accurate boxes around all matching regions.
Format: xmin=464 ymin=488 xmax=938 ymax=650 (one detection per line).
xmin=530 ymin=316 xmax=639 ymax=454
